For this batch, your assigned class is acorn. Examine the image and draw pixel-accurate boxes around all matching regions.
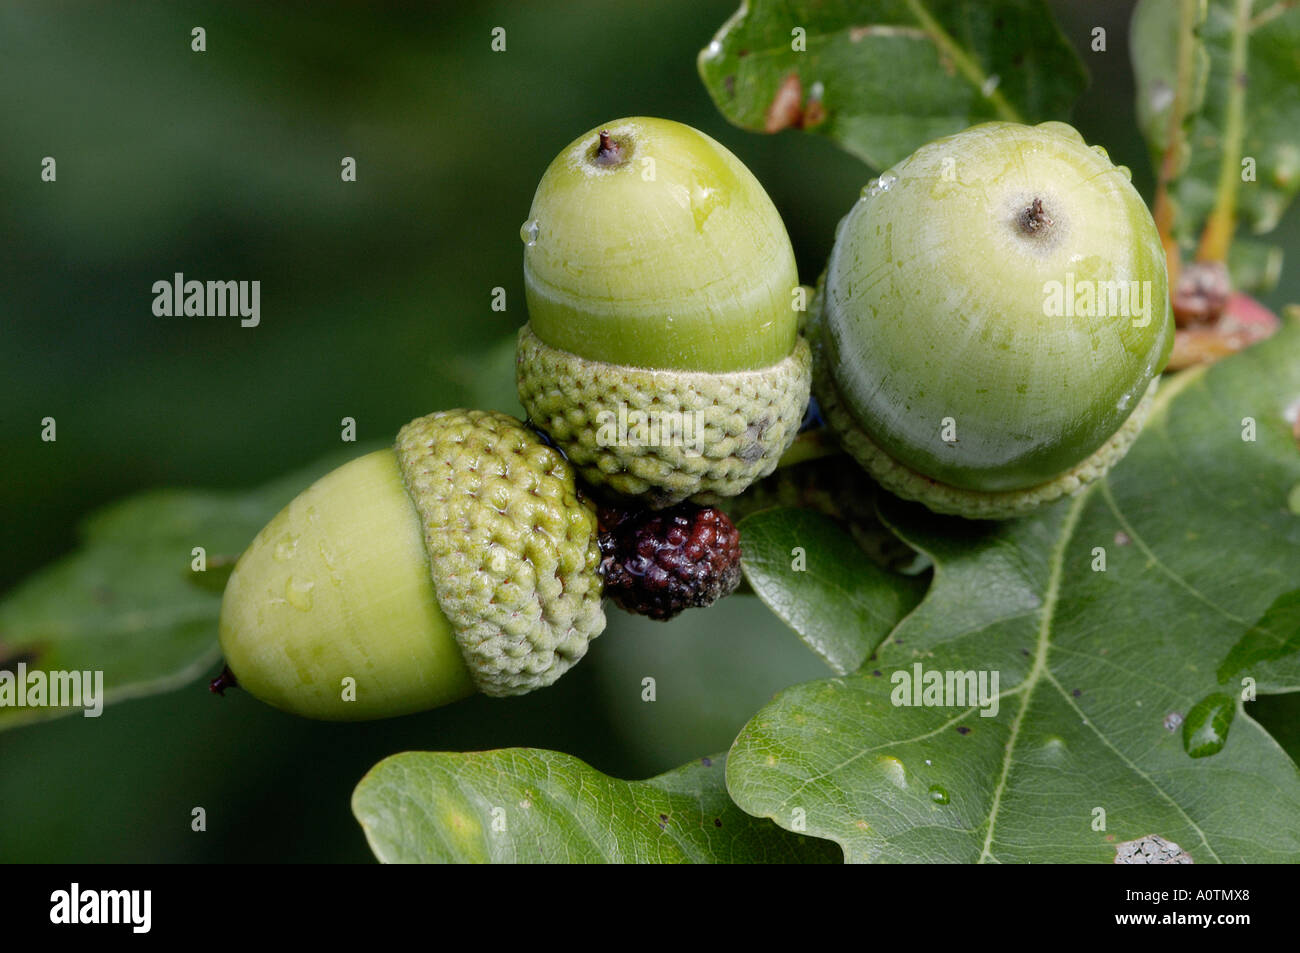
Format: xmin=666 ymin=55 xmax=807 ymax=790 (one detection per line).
xmin=516 ymin=116 xmax=812 ymax=509
xmin=813 ymin=121 xmax=1175 ymax=519
xmin=217 ymin=410 xmax=605 ymax=720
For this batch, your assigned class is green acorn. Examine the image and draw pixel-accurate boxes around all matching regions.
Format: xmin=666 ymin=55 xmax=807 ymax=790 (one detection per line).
xmin=217 ymin=410 xmax=605 ymax=720
xmin=516 ymin=116 xmax=812 ymax=508
xmin=814 ymin=121 xmax=1174 ymax=519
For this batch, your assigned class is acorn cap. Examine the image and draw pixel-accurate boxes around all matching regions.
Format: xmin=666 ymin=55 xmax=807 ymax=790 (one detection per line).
xmin=394 ymin=410 xmax=605 ymax=696
xmin=517 ymin=323 xmax=811 ymax=508
xmin=218 ymin=410 xmax=605 ymax=719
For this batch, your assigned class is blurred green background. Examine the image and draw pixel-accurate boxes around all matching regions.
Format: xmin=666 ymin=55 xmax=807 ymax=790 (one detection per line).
xmin=2 ymin=1 xmax=1297 ymax=862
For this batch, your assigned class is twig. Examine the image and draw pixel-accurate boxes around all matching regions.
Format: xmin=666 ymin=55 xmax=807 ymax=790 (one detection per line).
xmin=1247 ymin=0 xmax=1296 ymax=31
xmin=1151 ymin=0 xmax=1202 ymax=288
xmin=1197 ymin=0 xmax=1253 ymax=263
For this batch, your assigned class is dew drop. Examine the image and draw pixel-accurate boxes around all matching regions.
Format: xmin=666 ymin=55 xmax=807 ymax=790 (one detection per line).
xmin=285 ymin=576 xmax=315 ymax=611
xmin=980 ymin=74 xmax=1000 ymax=97
xmin=928 ymin=785 xmax=950 ymax=805
xmin=1182 ymin=692 xmax=1235 ymax=757
xmin=1116 ymin=393 xmax=1132 ymax=412
xmin=1285 ymin=397 xmax=1300 ymax=428
xmin=877 ymin=755 xmax=907 ymax=789
xmin=863 ymin=173 xmax=897 ymax=199
xmin=689 ymin=184 xmax=720 ymax=231
xmin=519 ymin=219 xmax=540 ymax=247
xmin=273 ymin=536 xmax=299 ymax=561
xmin=1163 ymin=711 xmax=1183 ymax=732
xmin=1149 ymin=83 xmax=1175 ymax=113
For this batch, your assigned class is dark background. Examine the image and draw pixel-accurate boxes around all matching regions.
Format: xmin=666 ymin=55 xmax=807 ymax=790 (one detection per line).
xmin=2 ymin=1 xmax=1296 ymax=861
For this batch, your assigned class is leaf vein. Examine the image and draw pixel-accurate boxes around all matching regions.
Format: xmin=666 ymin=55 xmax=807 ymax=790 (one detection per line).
xmin=977 ymin=489 xmax=1088 ymax=862
xmin=1043 ymin=670 xmax=1223 ymax=863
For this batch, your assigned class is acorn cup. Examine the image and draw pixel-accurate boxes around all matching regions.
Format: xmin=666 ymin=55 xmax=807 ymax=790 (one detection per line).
xmin=812 ymin=121 xmax=1175 ymax=519
xmin=516 ymin=116 xmax=812 ymax=509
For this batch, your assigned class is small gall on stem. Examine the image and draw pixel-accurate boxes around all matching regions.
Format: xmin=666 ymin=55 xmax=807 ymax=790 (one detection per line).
xmin=209 ymin=665 xmax=238 ymax=696
xmin=1018 ymin=197 xmax=1053 ymax=235
xmin=594 ymin=129 xmax=624 ymax=167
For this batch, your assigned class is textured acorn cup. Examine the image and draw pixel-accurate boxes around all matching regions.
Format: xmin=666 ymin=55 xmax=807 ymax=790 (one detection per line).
xmin=815 ymin=121 xmax=1174 ymax=520
xmin=517 ymin=117 xmax=812 ymax=508
xmin=218 ymin=410 xmax=606 ymax=720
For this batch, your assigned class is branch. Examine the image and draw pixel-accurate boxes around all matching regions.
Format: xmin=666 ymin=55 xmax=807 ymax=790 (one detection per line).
xmin=1151 ymin=0 xmax=1202 ymax=289
xmin=1197 ymin=0 xmax=1253 ymax=263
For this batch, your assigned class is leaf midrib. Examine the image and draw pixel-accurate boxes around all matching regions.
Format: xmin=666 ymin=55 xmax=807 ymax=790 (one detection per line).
xmin=974 ymin=369 xmax=1221 ymax=863
xmin=976 ymin=486 xmax=1086 ymax=863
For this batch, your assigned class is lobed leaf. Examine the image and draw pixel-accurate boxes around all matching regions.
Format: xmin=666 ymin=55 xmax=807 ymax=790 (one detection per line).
xmin=699 ymin=0 xmax=1088 ymax=169
xmin=727 ymin=319 xmax=1300 ymax=863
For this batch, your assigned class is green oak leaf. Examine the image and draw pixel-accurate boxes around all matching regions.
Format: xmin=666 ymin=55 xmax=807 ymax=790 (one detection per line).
xmin=1227 ymin=237 xmax=1284 ymax=294
xmin=1132 ymin=0 xmax=1300 ymax=242
xmin=1217 ymin=588 xmax=1300 ymax=690
xmin=727 ymin=318 xmax=1300 ymax=863
xmin=352 ymin=749 xmax=840 ymax=863
xmin=1131 ymin=0 xmax=1210 ymax=175
xmin=739 ymin=508 xmax=927 ymax=674
xmin=699 ymin=0 xmax=1087 ymax=170
xmin=0 ymin=448 xmax=365 ymax=730
xmin=1251 ymin=692 xmax=1300 ymax=766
